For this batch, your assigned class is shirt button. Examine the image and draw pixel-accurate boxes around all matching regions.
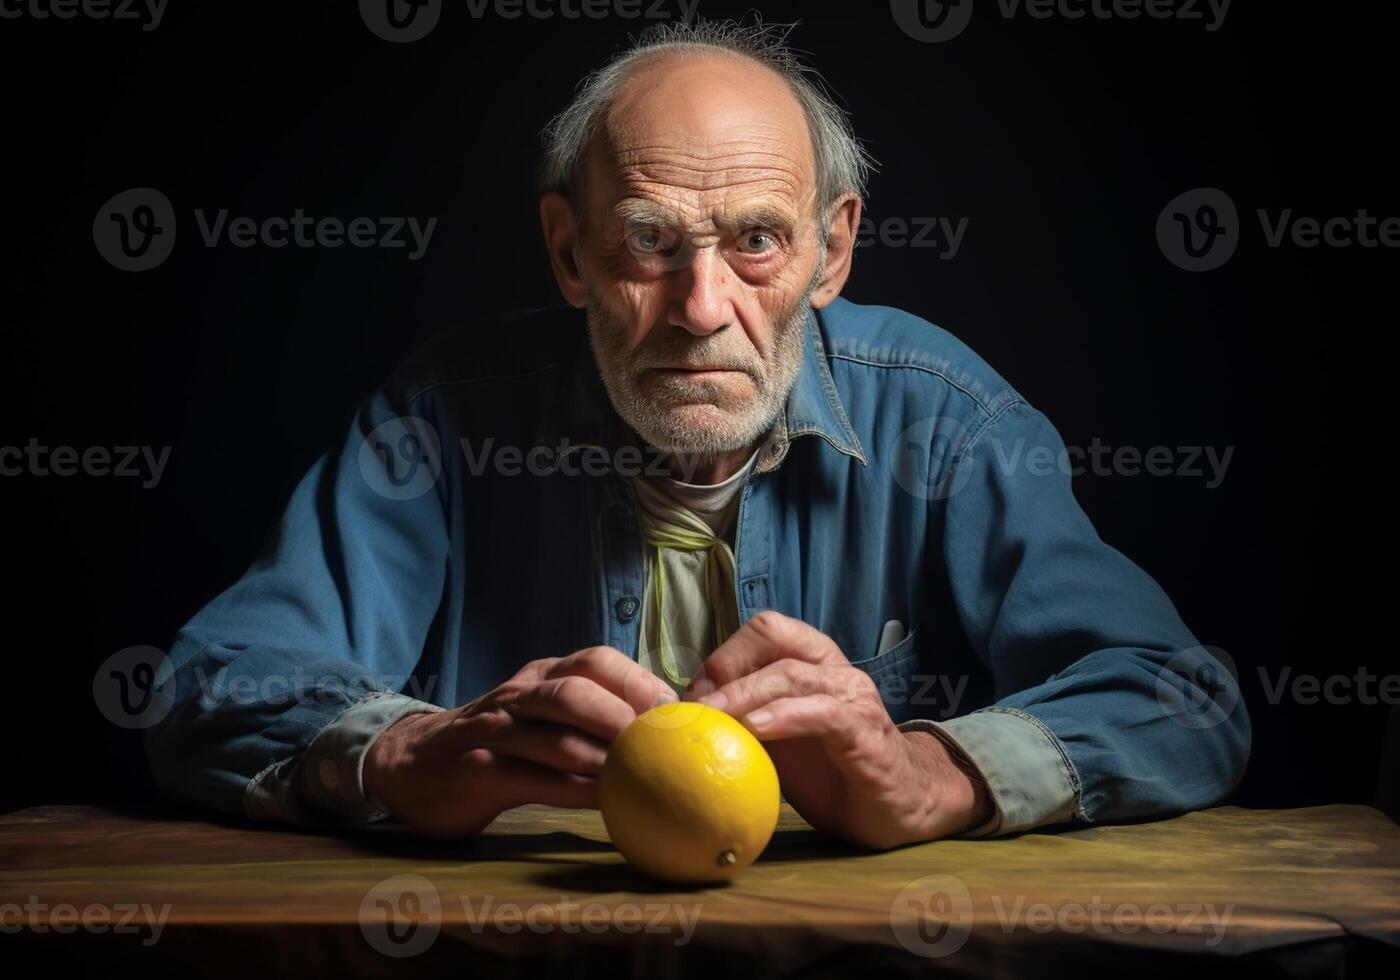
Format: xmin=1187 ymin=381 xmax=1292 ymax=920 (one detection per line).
xmin=616 ymin=595 xmax=640 ymax=622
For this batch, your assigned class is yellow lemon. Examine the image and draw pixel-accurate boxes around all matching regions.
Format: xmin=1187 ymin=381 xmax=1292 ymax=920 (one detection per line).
xmin=600 ymin=701 xmax=780 ymax=884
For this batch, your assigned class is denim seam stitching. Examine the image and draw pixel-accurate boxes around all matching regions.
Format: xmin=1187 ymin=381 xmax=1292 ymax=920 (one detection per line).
xmin=808 ymin=324 xmax=868 ymax=464
xmin=827 ymin=352 xmax=1010 ymax=419
xmin=975 ymin=705 xmax=1086 ymax=820
xmin=949 ymin=398 xmax=1028 ymax=481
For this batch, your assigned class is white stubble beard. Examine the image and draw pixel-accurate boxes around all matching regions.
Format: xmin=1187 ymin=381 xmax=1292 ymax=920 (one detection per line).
xmin=582 ymin=265 xmax=821 ymax=459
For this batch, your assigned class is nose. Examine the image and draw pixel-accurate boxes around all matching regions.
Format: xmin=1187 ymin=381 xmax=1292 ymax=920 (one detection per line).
xmin=668 ymin=246 xmax=735 ymax=337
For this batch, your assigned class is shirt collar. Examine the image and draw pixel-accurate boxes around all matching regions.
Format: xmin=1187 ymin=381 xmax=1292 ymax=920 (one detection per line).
xmin=533 ymin=304 xmax=867 ymax=474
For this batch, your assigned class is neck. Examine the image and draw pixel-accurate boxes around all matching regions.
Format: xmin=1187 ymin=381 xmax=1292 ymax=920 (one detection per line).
xmin=660 ymin=439 xmax=762 ymax=485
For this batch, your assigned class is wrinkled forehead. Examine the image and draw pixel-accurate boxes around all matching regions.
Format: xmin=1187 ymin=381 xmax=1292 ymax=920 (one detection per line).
xmin=582 ymin=51 xmax=819 ymax=227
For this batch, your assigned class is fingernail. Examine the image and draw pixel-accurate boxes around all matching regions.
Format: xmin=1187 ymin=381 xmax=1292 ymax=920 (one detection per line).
xmin=696 ymin=691 xmax=727 ymax=711
xmin=688 ymin=675 xmax=716 ymax=697
xmin=745 ymin=708 xmax=772 ymax=728
xmin=654 ymin=688 xmax=679 ymax=706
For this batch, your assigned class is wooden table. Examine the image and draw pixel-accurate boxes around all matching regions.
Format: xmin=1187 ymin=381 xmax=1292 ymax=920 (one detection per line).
xmin=2 ymin=802 xmax=1397 ymax=977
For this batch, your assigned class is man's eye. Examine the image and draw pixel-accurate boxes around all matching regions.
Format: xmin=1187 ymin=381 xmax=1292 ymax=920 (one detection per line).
xmin=626 ymin=228 xmax=675 ymax=255
xmin=738 ymin=230 xmax=777 ymax=254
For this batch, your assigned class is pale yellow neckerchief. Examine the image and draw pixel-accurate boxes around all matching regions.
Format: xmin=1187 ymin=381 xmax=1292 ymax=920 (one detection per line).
xmin=629 ymin=472 xmax=741 ymax=688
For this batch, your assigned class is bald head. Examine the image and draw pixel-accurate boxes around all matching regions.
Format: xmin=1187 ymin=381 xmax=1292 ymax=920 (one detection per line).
xmin=538 ymin=20 xmax=873 ymax=215
xmin=575 ymin=49 xmax=818 ymax=253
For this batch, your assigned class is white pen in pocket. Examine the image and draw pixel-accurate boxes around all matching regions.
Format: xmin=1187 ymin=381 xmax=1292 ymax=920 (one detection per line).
xmin=876 ymin=619 xmax=906 ymax=656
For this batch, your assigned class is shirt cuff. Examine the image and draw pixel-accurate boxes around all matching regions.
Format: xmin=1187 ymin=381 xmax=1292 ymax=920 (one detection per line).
xmin=897 ymin=706 xmax=1083 ymax=837
xmin=243 ymin=691 xmax=445 ymax=827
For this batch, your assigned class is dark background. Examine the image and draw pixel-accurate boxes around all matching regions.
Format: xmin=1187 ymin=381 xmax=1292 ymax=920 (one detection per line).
xmin=1 ymin=2 xmax=1394 ymax=817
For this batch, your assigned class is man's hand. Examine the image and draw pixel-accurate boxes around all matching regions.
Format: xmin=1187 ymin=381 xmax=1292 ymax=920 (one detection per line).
xmin=363 ymin=646 xmax=677 ymax=838
xmin=682 ymin=611 xmax=993 ymax=849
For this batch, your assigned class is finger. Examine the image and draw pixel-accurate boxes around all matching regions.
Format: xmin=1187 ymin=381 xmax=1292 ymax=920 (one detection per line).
xmin=504 ymin=674 xmax=639 ymax=742
xmin=512 ymin=656 xmax=563 ymax=683
xmin=697 ymin=658 xmax=868 ymax=718
xmin=541 ymin=645 xmax=679 ymax=716
xmin=684 ymin=611 xmax=843 ymax=697
xmin=735 ymin=694 xmax=864 ymax=752
xmin=483 ymin=718 xmax=610 ymax=775
xmin=489 ymin=755 xmax=600 ymax=810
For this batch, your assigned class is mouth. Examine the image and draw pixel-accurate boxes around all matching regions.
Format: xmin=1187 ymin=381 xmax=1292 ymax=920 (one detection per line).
xmin=647 ymin=364 xmax=748 ymax=380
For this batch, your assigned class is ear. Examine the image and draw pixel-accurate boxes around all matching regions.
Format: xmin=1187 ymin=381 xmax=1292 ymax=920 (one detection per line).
xmin=809 ymin=192 xmax=862 ymax=309
xmin=539 ymin=192 xmax=587 ymax=308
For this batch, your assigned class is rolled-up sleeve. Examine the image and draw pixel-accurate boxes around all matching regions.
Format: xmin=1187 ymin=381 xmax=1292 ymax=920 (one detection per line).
xmin=246 ymin=692 xmax=446 ymax=827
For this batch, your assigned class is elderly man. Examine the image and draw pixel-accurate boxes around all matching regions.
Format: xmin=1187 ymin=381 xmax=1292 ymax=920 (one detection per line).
xmin=145 ymin=21 xmax=1249 ymax=848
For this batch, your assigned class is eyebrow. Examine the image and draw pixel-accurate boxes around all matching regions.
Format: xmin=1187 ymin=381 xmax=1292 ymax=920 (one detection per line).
xmin=610 ymin=200 xmax=797 ymax=237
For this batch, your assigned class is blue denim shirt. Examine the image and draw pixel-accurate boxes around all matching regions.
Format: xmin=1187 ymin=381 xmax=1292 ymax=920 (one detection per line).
xmin=143 ymin=296 xmax=1250 ymax=837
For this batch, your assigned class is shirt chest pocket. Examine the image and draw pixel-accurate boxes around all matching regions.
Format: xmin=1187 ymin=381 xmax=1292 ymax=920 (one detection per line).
xmin=846 ymin=626 xmax=919 ymax=722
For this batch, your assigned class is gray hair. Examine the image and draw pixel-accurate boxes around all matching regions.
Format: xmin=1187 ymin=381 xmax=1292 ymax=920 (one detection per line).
xmin=538 ymin=19 xmax=876 ymax=227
